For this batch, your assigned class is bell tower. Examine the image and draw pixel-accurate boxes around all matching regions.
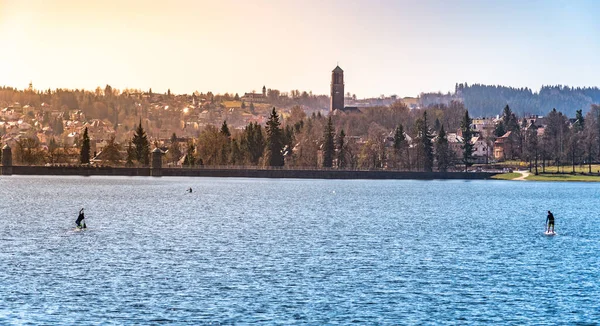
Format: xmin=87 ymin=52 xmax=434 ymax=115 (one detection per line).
xmin=330 ymin=65 xmax=344 ymax=112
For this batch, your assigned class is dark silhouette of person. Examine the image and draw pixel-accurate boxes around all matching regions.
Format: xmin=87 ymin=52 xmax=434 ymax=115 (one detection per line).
xmin=546 ymin=211 xmax=555 ymax=233
xmin=188 ymin=187 xmax=193 ymax=193
xmin=76 ymin=208 xmax=86 ymax=229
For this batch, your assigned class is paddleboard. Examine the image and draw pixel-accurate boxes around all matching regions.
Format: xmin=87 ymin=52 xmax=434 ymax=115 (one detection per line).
xmin=544 ymin=231 xmax=556 ymax=236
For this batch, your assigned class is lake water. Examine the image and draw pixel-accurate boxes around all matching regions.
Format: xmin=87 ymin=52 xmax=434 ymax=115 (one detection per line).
xmin=0 ymin=176 xmax=599 ymax=324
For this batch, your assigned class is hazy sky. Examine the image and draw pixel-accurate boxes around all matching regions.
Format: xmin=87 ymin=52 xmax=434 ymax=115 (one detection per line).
xmin=1 ymin=0 xmax=599 ymax=98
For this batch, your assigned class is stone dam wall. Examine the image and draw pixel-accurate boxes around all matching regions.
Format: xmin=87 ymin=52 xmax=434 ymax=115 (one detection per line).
xmin=0 ymin=165 xmax=496 ymax=180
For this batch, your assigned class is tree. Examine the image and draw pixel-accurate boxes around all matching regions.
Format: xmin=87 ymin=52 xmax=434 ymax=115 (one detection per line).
xmin=184 ymin=141 xmax=196 ymax=167
xmin=15 ymin=138 xmax=44 ymax=165
xmin=125 ymin=141 xmax=135 ymax=167
xmin=583 ymin=108 xmax=598 ymax=173
xmin=460 ymin=110 xmax=474 ymax=172
xmin=265 ymin=108 xmax=284 ymax=166
xmin=220 ymin=120 xmax=231 ymax=138
xmin=132 ymin=120 xmax=150 ymax=166
xmin=102 ymin=136 xmax=122 ymax=164
xmin=414 ymin=112 xmax=434 ymax=172
xmin=322 ymin=116 xmax=335 ymax=168
xmin=435 ymin=125 xmax=452 ymax=172
xmin=197 ymin=125 xmax=229 ymax=165
xmin=167 ymin=133 xmax=182 ymax=164
xmin=574 ymin=109 xmax=584 ymax=132
xmin=80 ymin=127 xmax=90 ymax=164
xmin=544 ymin=108 xmax=569 ymax=168
xmin=392 ymin=124 xmax=408 ymax=170
xmin=336 ymin=129 xmax=347 ymax=168
xmin=229 ymin=139 xmax=243 ymax=165
xmin=567 ymin=129 xmax=582 ymax=173
xmin=241 ymin=122 xmax=265 ymax=165
xmin=524 ymin=126 xmax=539 ymax=174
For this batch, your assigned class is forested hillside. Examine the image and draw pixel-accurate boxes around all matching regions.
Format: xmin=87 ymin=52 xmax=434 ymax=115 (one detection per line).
xmin=421 ymin=84 xmax=600 ymax=118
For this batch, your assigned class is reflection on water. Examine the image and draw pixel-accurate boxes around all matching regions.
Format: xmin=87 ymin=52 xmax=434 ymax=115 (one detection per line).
xmin=0 ymin=176 xmax=599 ymax=324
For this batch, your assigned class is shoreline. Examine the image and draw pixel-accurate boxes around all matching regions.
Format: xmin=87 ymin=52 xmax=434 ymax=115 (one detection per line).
xmin=1 ymin=165 xmax=496 ymax=180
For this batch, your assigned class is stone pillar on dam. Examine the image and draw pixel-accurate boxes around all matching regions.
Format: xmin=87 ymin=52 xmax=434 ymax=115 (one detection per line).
xmin=151 ymin=148 xmax=162 ymax=177
xmin=1 ymin=145 xmax=12 ymax=175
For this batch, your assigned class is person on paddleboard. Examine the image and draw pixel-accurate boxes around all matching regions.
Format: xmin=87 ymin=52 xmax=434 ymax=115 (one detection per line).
xmin=76 ymin=208 xmax=87 ymax=229
xmin=546 ymin=211 xmax=555 ymax=233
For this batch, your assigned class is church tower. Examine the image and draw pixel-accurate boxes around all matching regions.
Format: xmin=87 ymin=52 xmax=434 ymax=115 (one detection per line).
xmin=330 ymin=65 xmax=344 ymax=112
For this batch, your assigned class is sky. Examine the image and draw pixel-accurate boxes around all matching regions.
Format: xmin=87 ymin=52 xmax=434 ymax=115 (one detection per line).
xmin=0 ymin=0 xmax=599 ymax=98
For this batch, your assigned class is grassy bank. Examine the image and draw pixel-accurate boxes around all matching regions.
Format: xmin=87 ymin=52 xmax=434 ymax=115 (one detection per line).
xmin=491 ymin=173 xmax=521 ymax=180
xmin=525 ymin=173 xmax=600 ymax=182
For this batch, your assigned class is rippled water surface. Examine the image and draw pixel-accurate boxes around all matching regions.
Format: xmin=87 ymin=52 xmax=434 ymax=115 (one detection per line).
xmin=1 ymin=176 xmax=599 ymax=324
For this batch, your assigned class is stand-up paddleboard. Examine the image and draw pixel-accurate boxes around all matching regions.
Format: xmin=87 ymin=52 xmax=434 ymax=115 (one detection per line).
xmin=544 ymin=230 xmax=557 ymax=236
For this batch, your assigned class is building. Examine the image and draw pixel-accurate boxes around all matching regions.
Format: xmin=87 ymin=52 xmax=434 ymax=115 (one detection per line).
xmin=330 ymin=66 xmax=344 ymax=112
xmin=241 ymin=86 xmax=267 ymax=103
xmin=493 ymin=131 xmax=519 ymax=161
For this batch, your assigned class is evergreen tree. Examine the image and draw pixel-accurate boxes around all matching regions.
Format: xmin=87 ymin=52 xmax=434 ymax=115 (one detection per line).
xmin=167 ymin=133 xmax=182 ymax=164
xmin=54 ymin=117 xmax=64 ymax=135
xmin=435 ymin=125 xmax=451 ymax=172
xmin=322 ymin=116 xmax=335 ymax=168
xmin=132 ymin=120 xmax=150 ymax=166
xmin=336 ymin=129 xmax=347 ymax=168
xmin=393 ymin=124 xmax=406 ymax=169
xmin=241 ymin=122 xmax=265 ymax=165
xmin=126 ymin=141 xmax=135 ymax=167
xmin=574 ymin=109 xmax=584 ymax=132
xmin=184 ymin=141 xmax=196 ymax=167
xmin=229 ymin=139 xmax=243 ymax=165
xmin=220 ymin=120 xmax=231 ymax=138
xmin=414 ymin=112 xmax=434 ymax=171
xmin=434 ymin=118 xmax=441 ymax=133
xmin=461 ymin=110 xmax=474 ymax=172
xmin=265 ymin=108 xmax=284 ymax=166
xmin=80 ymin=127 xmax=90 ymax=164
xmin=102 ymin=136 xmax=122 ymax=164
xmin=494 ymin=122 xmax=506 ymax=137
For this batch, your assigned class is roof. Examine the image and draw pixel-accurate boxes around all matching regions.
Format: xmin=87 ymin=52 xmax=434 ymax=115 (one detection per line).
xmin=332 ymin=65 xmax=343 ymax=73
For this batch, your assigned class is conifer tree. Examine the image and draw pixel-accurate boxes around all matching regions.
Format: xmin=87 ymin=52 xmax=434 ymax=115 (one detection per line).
xmin=415 ymin=112 xmax=434 ymax=172
xmin=322 ymin=116 xmax=335 ymax=168
xmin=126 ymin=141 xmax=135 ymax=167
xmin=80 ymin=127 xmax=90 ymax=164
xmin=167 ymin=133 xmax=182 ymax=164
xmin=240 ymin=122 xmax=265 ymax=165
xmin=393 ymin=124 xmax=406 ymax=169
xmin=435 ymin=125 xmax=451 ymax=172
xmin=184 ymin=141 xmax=196 ymax=167
xmin=336 ymin=129 xmax=347 ymax=168
xmin=461 ymin=110 xmax=474 ymax=172
xmin=265 ymin=108 xmax=284 ymax=166
xmin=220 ymin=120 xmax=231 ymax=138
xmin=132 ymin=120 xmax=150 ymax=166
xmin=229 ymin=139 xmax=243 ymax=165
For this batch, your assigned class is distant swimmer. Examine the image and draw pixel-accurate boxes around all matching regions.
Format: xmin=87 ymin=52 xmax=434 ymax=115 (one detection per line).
xmin=76 ymin=208 xmax=87 ymax=229
xmin=546 ymin=210 xmax=555 ymax=233
xmin=187 ymin=187 xmax=193 ymax=193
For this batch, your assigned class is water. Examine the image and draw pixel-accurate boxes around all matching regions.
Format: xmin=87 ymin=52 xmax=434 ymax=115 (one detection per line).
xmin=0 ymin=176 xmax=599 ymax=324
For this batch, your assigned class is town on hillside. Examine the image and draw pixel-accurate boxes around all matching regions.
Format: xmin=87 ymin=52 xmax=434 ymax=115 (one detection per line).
xmin=1 ymin=67 xmax=599 ymax=173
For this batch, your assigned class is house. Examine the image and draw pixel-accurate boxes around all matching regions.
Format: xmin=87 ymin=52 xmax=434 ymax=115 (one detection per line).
xmin=447 ymin=132 xmax=464 ymax=158
xmin=493 ymin=131 xmax=519 ymax=161
xmin=471 ymin=117 xmax=496 ymax=138
xmin=471 ymin=136 xmax=490 ymax=163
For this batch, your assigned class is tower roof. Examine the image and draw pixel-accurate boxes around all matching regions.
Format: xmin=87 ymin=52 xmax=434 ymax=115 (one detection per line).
xmin=332 ymin=65 xmax=343 ymax=73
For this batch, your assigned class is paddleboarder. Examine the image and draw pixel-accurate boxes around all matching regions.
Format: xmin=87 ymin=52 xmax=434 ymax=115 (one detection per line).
xmin=76 ymin=208 xmax=87 ymax=229
xmin=546 ymin=210 xmax=555 ymax=233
